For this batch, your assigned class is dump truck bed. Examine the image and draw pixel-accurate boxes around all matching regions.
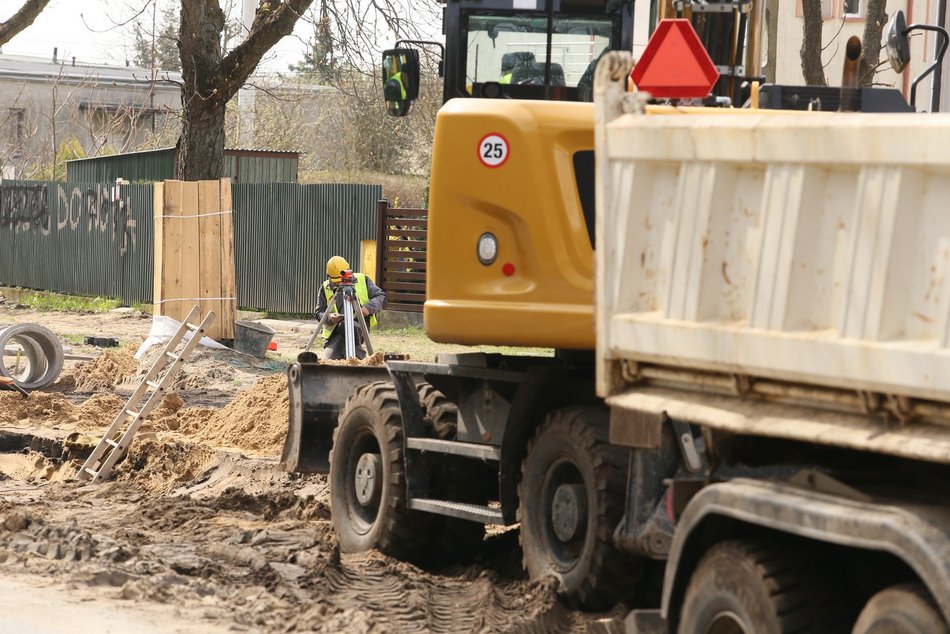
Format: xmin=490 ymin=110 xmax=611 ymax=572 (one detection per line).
xmin=595 ymin=101 xmax=950 ymax=405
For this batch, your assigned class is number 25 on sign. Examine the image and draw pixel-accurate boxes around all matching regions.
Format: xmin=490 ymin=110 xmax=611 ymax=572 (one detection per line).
xmin=478 ymin=133 xmax=510 ymax=168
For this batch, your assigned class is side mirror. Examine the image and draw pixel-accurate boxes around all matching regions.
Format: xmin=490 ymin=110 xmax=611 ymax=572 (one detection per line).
xmin=381 ymin=48 xmax=420 ymax=117
xmin=886 ymin=10 xmax=911 ymax=73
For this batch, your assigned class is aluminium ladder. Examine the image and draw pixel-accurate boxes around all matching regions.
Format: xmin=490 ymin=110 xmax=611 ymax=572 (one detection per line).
xmin=77 ymin=305 xmax=216 ymax=484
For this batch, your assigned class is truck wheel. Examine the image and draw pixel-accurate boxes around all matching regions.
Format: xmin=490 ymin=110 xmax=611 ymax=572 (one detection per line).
xmin=518 ymin=406 xmax=636 ymax=609
xmin=852 ymin=583 xmax=948 ymax=634
xmin=678 ymin=540 xmax=846 ymax=633
xmin=330 ymin=381 xmax=430 ymax=559
xmin=418 ymin=382 xmax=457 ymax=439
xmin=417 ymin=382 xmax=485 ymax=564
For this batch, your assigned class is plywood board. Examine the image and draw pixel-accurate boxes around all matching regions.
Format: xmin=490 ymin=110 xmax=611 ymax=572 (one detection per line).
xmin=219 ymin=179 xmax=236 ymax=340
xmin=179 ymin=182 xmax=201 ymax=327
xmin=152 ymin=182 xmax=164 ymax=314
xmin=198 ymin=180 xmax=223 ymax=340
xmin=160 ymin=180 xmax=184 ymax=323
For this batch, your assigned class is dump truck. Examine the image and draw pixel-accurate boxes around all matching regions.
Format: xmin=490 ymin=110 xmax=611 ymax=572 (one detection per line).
xmin=593 ymin=24 xmax=950 ymax=630
xmin=281 ymin=0 xmax=950 ymax=624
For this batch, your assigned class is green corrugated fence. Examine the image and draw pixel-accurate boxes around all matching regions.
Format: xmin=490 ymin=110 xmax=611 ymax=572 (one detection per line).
xmin=0 ymin=180 xmax=381 ymax=313
xmin=232 ymin=182 xmax=381 ymax=313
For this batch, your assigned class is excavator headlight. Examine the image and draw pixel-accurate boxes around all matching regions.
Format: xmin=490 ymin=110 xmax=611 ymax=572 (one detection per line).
xmin=477 ymin=232 xmax=498 ymax=265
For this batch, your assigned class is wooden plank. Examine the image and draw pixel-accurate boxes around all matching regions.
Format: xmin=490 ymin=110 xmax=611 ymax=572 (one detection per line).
xmin=385 ymin=208 xmax=428 ymax=217
xmin=385 ymin=229 xmax=428 ymax=239
xmin=385 ymin=218 xmax=428 ymax=228
xmin=384 ymin=282 xmax=426 ymax=292
xmin=387 ymin=292 xmax=427 ymax=303
xmin=386 ymin=302 xmax=424 ymax=312
xmin=161 ymin=181 xmax=184 ymax=322
xmin=219 ymin=178 xmax=237 ymax=340
xmin=376 ymin=200 xmax=387 ymax=286
xmin=198 ymin=180 xmax=222 ymax=340
xmin=179 ymin=181 xmax=201 ymax=326
xmin=384 ymin=248 xmax=427 ymax=256
xmin=152 ymin=182 xmax=164 ymax=314
xmin=382 ymin=271 xmax=426 ymax=281
xmin=384 ymin=259 xmax=427 ymax=270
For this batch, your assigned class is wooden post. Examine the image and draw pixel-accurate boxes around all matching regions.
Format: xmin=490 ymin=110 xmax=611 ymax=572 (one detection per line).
xmin=219 ymin=179 xmax=237 ymax=340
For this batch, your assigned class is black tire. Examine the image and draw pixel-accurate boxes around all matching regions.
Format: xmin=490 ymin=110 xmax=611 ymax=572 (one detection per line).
xmin=678 ymin=539 xmax=847 ymax=634
xmin=518 ymin=406 xmax=638 ymax=610
xmin=417 ymin=382 xmax=486 ymax=564
xmin=418 ymin=381 xmax=458 ymax=440
xmin=852 ymin=583 xmax=948 ymax=634
xmin=329 ymin=381 xmax=430 ymax=559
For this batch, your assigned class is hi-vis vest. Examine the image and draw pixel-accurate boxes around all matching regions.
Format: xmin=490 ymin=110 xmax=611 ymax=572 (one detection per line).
xmin=322 ymin=273 xmax=378 ymax=338
xmin=500 ymin=72 xmax=513 ymax=84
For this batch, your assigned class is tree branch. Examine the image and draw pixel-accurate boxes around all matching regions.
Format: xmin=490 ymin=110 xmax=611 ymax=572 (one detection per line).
xmin=0 ymin=0 xmax=52 ymax=47
xmin=215 ymin=0 xmax=314 ymax=103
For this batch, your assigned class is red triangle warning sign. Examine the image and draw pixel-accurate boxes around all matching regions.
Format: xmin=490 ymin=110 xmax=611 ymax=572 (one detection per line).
xmin=631 ymin=19 xmax=719 ymax=99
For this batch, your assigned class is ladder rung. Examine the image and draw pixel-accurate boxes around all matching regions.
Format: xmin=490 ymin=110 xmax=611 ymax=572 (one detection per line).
xmin=185 ymin=322 xmax=201 ymax=331
xmin=126 ymin=409 xmax=140 ymax=418
xmin=105 ymin=439 xmax=120 ymax=448
xmin=83 ymin=467 xmax=98 ymax=476
xmin=165 ymin=351 xmax=180 ymax=360
xmin=145 ymin=380 xmax=162 ymax=389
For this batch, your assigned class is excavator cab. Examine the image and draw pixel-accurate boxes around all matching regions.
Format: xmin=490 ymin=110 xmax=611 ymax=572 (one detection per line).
xmin=383 ymin=0 xmax=634 ymax=116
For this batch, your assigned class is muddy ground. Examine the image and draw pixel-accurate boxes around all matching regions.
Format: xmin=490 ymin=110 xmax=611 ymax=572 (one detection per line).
xmin=0 ymin=304 xmax=626 ymax=633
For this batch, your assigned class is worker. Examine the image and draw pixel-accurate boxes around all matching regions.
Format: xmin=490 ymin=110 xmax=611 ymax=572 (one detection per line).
xmin=384 ymin=67 xmax=408 ymax=116
xmin=316 ymin=256 xmax=386 ymax=360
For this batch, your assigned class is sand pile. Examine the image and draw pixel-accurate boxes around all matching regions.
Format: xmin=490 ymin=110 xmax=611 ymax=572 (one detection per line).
xmin=321 ymin=351 xmax=385 ymax=367
xmin=0 ymin=391 xmax=73 ymax=425
xmin=58 ymin=346 xmax=138 ymax=393
xmin=176 ymin=373 xmax=290 ymax=456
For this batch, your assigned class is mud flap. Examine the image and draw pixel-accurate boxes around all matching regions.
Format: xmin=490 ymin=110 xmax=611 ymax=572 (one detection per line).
xmin=280 ymin=354 xmax=392 ymax=474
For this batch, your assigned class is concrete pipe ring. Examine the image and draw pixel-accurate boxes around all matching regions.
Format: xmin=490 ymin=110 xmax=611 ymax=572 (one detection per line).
xmin=0 ymin=323 xmax=64 ymax=390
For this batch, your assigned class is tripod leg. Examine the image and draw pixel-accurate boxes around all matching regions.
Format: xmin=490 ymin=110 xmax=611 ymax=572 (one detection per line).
xmin=343 ymin=297 xmax=357 ymax=359
xmin=305 ymin=288 xmax=342 ymax=353
xmin=353 ymin=298 xmax=374 ymax=355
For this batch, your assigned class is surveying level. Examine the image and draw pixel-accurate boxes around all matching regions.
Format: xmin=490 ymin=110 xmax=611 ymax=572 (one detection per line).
xmin=305 ymin=269 xmax=375 ymax=359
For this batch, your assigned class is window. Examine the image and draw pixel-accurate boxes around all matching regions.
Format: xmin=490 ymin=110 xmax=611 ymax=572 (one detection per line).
xmin=464 ymin=14 xmax=612 ymax=90
xmin=843 ymin=0 xmax=863 ymax=18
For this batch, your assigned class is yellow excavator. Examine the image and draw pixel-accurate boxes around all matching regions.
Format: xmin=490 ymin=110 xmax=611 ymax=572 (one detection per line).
xmin=281 ymin=0 xmax=929 ymax=611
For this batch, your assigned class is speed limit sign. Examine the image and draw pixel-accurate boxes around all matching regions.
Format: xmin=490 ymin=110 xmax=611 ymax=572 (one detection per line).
xmin=478 ymin=133 xmax=510 ymax=168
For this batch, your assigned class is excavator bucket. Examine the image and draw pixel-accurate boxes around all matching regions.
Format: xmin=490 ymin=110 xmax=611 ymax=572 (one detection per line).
xmin=280 ymin=353 xmax=392 ymax=473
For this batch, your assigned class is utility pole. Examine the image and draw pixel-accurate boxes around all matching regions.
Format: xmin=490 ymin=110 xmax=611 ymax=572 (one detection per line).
xmin=238 ymin=0 xmax=256 ymax=147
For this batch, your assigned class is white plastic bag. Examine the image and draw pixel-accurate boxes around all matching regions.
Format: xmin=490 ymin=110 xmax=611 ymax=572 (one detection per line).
xmin=134 ymin=315 xmax=228 ymax=360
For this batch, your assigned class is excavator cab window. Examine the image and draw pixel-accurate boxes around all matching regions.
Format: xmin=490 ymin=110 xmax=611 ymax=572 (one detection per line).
xmin=461 ymin=13 xmax=614 ymax=102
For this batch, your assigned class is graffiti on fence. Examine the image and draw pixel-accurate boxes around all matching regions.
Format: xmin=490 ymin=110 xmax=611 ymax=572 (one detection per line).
xmin=0 ymin=183 xmax=50 ymax=234
xmin=0 ymin=182 xmax=137 ymax=255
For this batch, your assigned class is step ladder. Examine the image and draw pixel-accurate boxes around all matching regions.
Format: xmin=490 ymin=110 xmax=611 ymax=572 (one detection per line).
xmin=76 ymin=306 xmax=216 ymax=484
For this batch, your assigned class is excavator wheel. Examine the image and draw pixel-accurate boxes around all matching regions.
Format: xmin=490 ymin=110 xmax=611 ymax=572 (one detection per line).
xmin=329 ymin=381 xmax=431 ymax=559
xmin=417 ymin=382 xmax=486 ymax=565
xmin=518 ymin=406 xmax=637 ymax=610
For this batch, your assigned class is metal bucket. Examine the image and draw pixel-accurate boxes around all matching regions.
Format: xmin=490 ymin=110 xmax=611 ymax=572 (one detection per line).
xmin=234 ymin=320 xmax=276 ymax=358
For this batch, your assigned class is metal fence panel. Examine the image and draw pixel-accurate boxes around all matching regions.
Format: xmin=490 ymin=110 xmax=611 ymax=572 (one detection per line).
xmin=232 ymin=182 xmax=381 ymax=313
xmin=0 ymin=180 xmax=153 ymax=304
xmin=0 ymin=180 xmax=378 ymax=314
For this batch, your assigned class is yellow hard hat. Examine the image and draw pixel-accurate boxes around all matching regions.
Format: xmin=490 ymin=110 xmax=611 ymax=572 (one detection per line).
xmin=326 ymin=256 xmax=350 ymax=282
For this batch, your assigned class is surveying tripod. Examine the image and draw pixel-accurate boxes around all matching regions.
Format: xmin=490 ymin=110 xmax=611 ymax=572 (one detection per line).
xmin=305 ymin=269 xmax=375 ymax=359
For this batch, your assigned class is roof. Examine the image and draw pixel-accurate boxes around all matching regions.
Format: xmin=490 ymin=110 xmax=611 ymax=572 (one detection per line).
xmin=0 ymin=53 xmax=182 ymax=88
xmin=66 ymin=147 xmax=300 ymax=164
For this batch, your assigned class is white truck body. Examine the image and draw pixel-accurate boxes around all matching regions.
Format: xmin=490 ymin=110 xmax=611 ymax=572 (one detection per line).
xmin=594 ymin=59 xmax=950 ymax=462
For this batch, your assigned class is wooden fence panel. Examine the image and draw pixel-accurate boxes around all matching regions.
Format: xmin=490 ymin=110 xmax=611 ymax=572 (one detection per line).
xmin=375 ymin=200 xmax=427 ymax=313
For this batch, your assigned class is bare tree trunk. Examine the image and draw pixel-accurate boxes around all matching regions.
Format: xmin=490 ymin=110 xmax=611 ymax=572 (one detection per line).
xmin=175 ymin=0 xmax=314 ymax=180
xmin=801 ymin=0 xmax=828 ymax=85
xmin=859 ymin=0 xmax=888 ymax=85
xmin=0 ymin=0 xmax=51 ymax=47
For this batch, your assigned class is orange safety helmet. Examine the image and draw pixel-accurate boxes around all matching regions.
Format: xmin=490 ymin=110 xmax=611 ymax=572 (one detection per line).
xmin=326 ymin=256 xmax=350 ymax=283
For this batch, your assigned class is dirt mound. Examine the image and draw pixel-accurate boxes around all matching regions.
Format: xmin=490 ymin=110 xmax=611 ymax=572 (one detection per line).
xmin=321 ymin=351 xmax=385 ymax=367
xmin=128 ymin=346 xmax=285 ymax=396
xmin=58 ymin=346 xmax=138 ymax=393
xmin=114 ymin=439 xmax=218 ymax=495
xmin=181 ymin=374 xmax=289 ymax=456
xmin=0 ymin=391 xmax=73 ymax=425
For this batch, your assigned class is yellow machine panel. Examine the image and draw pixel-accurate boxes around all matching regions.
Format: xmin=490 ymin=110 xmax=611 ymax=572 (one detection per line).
xmin=425 ymin=98 xmax=597 ymax=350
